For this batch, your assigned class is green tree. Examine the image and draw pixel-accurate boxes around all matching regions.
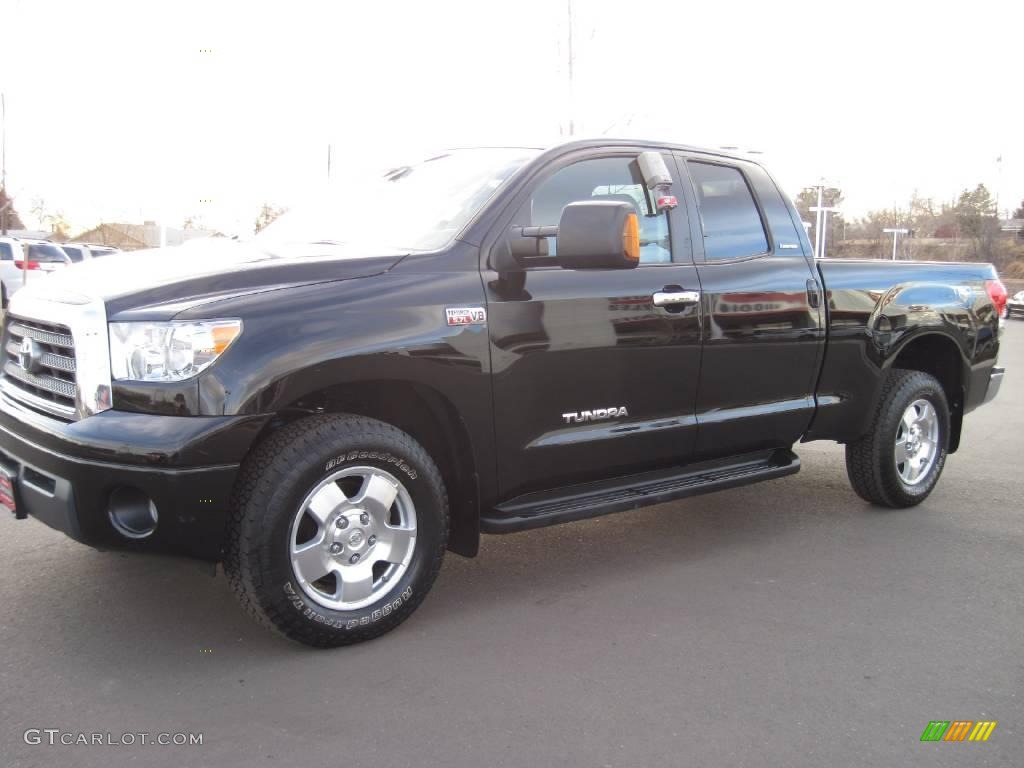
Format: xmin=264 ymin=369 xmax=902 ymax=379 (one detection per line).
xmin=955 ymin=183 xmax=997 ymax=236
xmin=954 ymin=183 xmax=999 ymax=260
xmin=1012 ymin=198 xmax=1024 ymax=219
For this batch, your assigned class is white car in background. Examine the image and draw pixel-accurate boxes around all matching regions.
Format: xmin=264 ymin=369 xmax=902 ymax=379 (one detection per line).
xmin=80 ymin=243 xmax=121 ymax=259
xmin=1007 ymin=290 xmax=1024 ymax=320
xmin=0 ymin=237 xmax=71 ymax=307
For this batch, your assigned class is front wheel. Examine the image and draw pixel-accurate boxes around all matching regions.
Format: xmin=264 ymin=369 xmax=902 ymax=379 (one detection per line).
xmin=224 ymin=414 xmax=448 ymax=647
xmin=845 ymin=369 xmax=950 ymax=508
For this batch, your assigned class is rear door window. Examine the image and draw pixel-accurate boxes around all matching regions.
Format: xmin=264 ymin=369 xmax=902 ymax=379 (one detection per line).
xmin=62 ymin=245 xmax=85 ymax=263
xmin=0 ymin=243 xmax=12 ymax=261
xmin=688 ymin=161 xmax=769 ymax=261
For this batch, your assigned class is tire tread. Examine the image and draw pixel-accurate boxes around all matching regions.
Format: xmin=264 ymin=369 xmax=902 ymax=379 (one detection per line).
xmin=224 ymin=414 xmax=448 ymax=647
xmin=845 ymin=369 xmax=948 ymax=508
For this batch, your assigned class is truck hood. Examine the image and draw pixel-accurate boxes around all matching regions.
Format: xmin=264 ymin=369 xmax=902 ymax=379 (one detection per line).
xmin=17 ymin=239 xmax=407 ymax=320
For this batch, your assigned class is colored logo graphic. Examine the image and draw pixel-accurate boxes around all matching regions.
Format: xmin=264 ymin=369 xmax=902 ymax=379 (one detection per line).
xmin=920 ymin=720 xmax=997 ymax=742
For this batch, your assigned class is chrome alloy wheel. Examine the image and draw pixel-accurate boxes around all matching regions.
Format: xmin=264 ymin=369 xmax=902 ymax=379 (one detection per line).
xmin=894 ymin=399 xmax=940 ymax=486
xmin=289 ymin=466 xmax=417 ymax=611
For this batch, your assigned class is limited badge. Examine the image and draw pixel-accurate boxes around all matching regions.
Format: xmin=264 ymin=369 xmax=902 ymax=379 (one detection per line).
xmin=445 ymin=307 xmax=487 ymax=326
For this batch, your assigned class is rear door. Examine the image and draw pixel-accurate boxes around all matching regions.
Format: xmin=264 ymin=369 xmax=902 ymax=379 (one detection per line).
xmin=483 ymin=147 xmax=703 ymax=500
xmin=676 ymin=154 xmax=825 ymax=459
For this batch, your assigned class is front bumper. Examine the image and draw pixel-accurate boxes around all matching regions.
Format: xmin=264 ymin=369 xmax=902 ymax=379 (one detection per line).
xmin=0 ymin=394 xmax=271 ymax=560
xmin=982 ymin=366 xmax=1005 ymax=406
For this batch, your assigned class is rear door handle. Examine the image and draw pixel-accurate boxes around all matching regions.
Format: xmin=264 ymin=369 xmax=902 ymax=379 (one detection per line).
xmin=806 ymin=278 xmax=821 ymax=309
xmin=652 ymin=289 xmax=701 ymax=307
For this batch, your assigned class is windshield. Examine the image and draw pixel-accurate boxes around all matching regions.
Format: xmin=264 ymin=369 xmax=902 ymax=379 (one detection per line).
xmin=255 ymin=148 xmax=539 ymax=254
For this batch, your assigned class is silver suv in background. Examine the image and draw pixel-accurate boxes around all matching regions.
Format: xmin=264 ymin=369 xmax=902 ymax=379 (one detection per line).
xmin=60 ymin=243 xmax=122 ymax=263
xmin=60 ymin=243 xmax=90 ymax=263
xmin=0 ymin=237 xmax=71 ymax=306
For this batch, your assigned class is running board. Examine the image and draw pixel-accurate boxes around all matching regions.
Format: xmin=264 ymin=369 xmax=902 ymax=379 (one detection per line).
xmin=481 ymin=448 xmax=800 ymax=533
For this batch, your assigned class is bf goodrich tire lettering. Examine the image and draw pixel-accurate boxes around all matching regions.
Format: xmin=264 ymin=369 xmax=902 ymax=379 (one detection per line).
xmin=224 ymin=414 xmax=448 ymax=647
xmin=845 ymin=369 xmax=950 ymax=508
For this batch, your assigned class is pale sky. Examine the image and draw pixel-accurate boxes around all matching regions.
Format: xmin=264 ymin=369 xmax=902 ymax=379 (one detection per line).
xmin=2 ymin=0 xmax=1022 ymax=236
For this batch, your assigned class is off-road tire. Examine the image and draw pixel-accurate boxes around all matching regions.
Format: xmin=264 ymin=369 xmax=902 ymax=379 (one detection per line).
xmin=224 ymin=414 xmax=448 ymax=647
xmin=845 ymin=369 xmax=950 ymax=508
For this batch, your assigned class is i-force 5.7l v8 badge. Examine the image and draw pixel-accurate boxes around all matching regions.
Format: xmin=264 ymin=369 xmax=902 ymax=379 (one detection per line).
xmin=445 ymin=307 xmax=487 ymax=326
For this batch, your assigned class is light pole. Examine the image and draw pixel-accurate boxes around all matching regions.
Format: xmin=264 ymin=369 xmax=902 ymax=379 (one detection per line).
xmin=883 ymin=227 xmax=908 ymax=260
xmin=807 ymin=180 xmax=839 ymax=259
xmin=810 ymin=205 xmax=841 ymax=258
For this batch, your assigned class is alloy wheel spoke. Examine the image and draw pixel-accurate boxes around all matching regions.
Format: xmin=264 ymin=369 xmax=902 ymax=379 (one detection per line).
xmin=336 ymin=563 xmax=375 ymax=603
xmin=901 ymin=409 xmax=917 ymax=435
xmin=356 ymin=472 xmax=399 ymax=522
xmin=894 ymin=440 xmax=909 ymax=465
xmin=379 ymin=527 xmax=416 ymax=565
xmin=905 ymin=457 xmax=923 ymax=483
xmin=292 ymin=539 xmax=330 ymax=584
xmin=306 ymin=481 xmax=350 ymax=525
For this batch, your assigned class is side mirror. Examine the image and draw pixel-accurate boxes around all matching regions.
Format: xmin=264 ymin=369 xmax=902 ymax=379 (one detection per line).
xmin=556 ymin=201 xmax=640 ymax=270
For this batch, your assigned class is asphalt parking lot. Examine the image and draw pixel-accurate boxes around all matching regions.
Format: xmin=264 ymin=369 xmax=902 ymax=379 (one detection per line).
xmin=1 ymin=324 xmax=1021 ymax=768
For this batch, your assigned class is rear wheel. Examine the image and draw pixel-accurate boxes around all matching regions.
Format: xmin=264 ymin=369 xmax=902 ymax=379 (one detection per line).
xmin=845 ymin=369 xmax=950 ymax=508
xmin=225 ymin=414 xmax=448 ymax=647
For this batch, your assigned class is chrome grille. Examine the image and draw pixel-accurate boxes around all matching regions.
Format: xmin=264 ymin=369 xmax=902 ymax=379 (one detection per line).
xmin=1 ymin=316 xmax=78 ymax=419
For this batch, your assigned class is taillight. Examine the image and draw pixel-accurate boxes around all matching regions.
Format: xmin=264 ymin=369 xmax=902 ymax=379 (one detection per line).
xmin=985 ymin=279 xmax=1008 ymax=318
xmin=13 ymin=260 xmax=41 ymax=271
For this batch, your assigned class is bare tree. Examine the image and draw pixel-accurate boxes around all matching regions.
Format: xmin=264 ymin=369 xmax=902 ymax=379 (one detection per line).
xmin=255 ymin=203 xmax=285 ymax=233
xmin=0 ymin=187 xmax=25 ymax=233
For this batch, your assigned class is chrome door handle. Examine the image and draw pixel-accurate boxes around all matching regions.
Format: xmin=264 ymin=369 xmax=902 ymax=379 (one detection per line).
xmin=652 ymin=290 xmax=700 ymax=307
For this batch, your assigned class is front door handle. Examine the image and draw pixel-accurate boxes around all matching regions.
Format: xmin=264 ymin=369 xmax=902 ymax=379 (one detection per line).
xmin=652 ymin=289 xmax=701 ymax=307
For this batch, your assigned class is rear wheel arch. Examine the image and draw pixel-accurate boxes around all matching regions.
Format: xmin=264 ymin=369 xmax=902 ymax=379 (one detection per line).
xmin=249 ymin=379 xmax=480 ymax=557
xmin=885 ymin=332 xmax=966 ymax=453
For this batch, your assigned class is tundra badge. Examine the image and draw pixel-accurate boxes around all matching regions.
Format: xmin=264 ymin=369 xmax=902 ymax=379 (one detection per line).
xmin=562 ymin=407 xmax=629 ymax=424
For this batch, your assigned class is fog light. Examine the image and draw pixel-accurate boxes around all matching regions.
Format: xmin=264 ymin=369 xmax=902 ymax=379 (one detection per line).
xmin=108 ymin=486 xmax=158 ymax=539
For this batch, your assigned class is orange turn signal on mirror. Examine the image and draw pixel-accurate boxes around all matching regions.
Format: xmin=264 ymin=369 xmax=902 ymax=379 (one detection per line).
xmin=622 ymin=212 xmax=640 ymax=262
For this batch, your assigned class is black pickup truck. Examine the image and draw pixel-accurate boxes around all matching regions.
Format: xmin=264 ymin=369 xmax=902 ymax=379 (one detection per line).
xmin=0 ymin=139 xmax=1006 ymax=646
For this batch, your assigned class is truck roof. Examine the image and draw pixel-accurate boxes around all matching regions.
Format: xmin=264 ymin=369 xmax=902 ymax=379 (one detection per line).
xmin=450 ymin=138 xmax=762 ymax=165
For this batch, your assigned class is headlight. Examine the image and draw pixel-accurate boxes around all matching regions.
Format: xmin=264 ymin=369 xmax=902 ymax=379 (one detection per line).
xmin=109 ymin=320 xmax=242 ymax=382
